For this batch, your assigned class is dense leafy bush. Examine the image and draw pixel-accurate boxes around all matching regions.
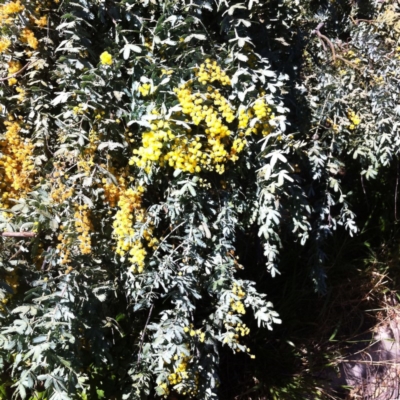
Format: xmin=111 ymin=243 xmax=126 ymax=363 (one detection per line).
xmin=0 ymin=0 xmax=399 ymax=399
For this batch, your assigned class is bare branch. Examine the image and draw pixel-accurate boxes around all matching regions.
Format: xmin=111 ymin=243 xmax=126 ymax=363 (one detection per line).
xmin=1 ymin=232 xmax=36 ymax=238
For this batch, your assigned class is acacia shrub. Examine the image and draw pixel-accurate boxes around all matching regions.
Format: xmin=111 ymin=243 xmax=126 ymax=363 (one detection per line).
xmin=0 ymin=0 xmax=399 ymax=399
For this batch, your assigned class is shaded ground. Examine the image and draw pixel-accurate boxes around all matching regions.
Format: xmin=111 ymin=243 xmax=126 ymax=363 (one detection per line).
xmin=217 ymin=228 xmax=400 ymax=400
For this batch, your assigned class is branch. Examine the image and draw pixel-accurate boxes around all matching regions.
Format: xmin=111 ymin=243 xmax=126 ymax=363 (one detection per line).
xmin=350 ymin=16 xmax=377 ymax=26
xmin=313 ymin=23 xmax=336 ymax=61
xmin=1 ymin=232 xmax=36 ymax=238
xmin=0 ymin=61 xmax=32 ymax=82
xmin=313 ymin=24 xmax=362 ymax=71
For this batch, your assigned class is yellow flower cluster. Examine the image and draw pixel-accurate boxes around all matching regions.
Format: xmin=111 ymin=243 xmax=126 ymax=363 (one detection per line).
xmin=74 ymin=205 xmax=93 ymax=255
xmin=94 ymin=109 xmax=105 ymax=120
xmin=20 ymin=28 xmax=38 ymax=49
xmin=0 ymin=37 xmax=11 ymax=54
xmin=347 ymin=109 xmax=361 ymax=130
xmin=144 ymin=38 xmax=152 ymax=49
xmin=138 ymin=83 xmax=151 ymax=96
xmin=103 ymin=183 xmax=120 ymax=207
xmin=0 ymin=120 xmax=35 ymax=209
xmin=230 ymin=284 xmax=246 ymax=315
xmin=2 ymin=1 xmax=23 ymax=14
xmin=143 ymin=227 xmax=159 ymax=249
xmin=345 ymin=50 xmax=355 ymax=57
xmin=51 ymin=182 xmax=74 ymax=203
xmin=77 ymin=129 xmax=98 ymax=176
xmin=237 ymin=107 xmax=250 ymax=129
xmin=127 ymin=240 xmax=147 ymax=273
xmin=129 ymin=118 xmax=175 ymax=170
xmin=197 ymin=59 xmax=231 ymax=86
xmin=8 ymin=60 xmax=22 ymax=86
xmin=339 ymin=50 xmax=361 ymax=66
xmin=253 ymin=98 xmax=274 ymax=136
xmin=32 ymin=221 xmax=39 ymax=234
xmin=0 ymin=1 xmax=24 ymax=23
xmin=161 ymin=352 xmax=199 ymax=396
xmin=230 ymin=138 xmax=246 ymax=162
xmin=235 ymin=322 xmax=250 ymax=337
xmin=113 ymin=187 xmax=148 ymax=273
xmin=230 ymin=300 xmax=246 ymax=314
xmin=131 ymin=84 xmax=236 ymax=174
xmin=15 ymin=87 xmax=25 ymax=103
xmin=57 ymin=231 xmax=72 ymax=266
xmin=184 ymin=324 xmax=206 ymax=342
xmin=222 ymin=323 xmax=250 ymax=344
xmin=100 ymin=51 xmax=112 ymax=65
xmin=131 ymin=61 xmax=277 ymax=175
xmin=222 ymin=319 xmax=253 ymax=356
xmin=326 ymin=117 xmax=339 ymax=132
xmin=232 ymin=283 xmax=245 ymax=298
xmin=34 ymin=15 xmax=47 ymax=27
xmin=0 ymin=269 xmax=19 ymax=312
xmin=50 ymin=164 xmax=74 ymax=203
xmin=167 ymin=357 xmax=189 ymax=385
xmin=159 ymin=371 xmax=199 ymax=397
xmin=373 ymin=75 xmax=385 ymax=85
xmin=158 ymin=383 xmax=169 ymax=397
xmin=73 ymin=104 xmax=87 ymax=115
xmin=178 ymin=85 xmax=235 ymax=125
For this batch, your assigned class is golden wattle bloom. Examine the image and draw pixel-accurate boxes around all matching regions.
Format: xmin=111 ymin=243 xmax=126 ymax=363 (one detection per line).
xmin=0 ymin=37 xmax=11 ymax=54
xmin=100 ymin=51 xmax=113 ymax=65
xmin=20 ymin=28 xmax=38 ymax=49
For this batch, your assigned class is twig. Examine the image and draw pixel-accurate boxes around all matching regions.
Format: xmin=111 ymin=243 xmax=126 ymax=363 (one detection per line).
xmin=335 ymin=55 xmax=362 ymax=70
xmin=0 ymin=61 xmax=32 ymax=82
xmin=137 ymin=303 xmax=154 ymax=363
xmin=1 ymin=232 xmax=36 ymax=238
xmin=153 ymin=220 xmax=186 ymax=256
xmin=350 ymin=16 xmax=377 ymax=25
xmin=313 ymin=23 xmax=336 ymax=61
xmin=313 ymin=23 xmax=362 ymax=70
xmin=9 ymin=249 xmax=22 ymax=261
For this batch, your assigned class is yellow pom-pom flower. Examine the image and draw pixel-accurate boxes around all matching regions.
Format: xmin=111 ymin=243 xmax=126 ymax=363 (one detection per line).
xmin=100 ymin=51 xmax=113 ymax=65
